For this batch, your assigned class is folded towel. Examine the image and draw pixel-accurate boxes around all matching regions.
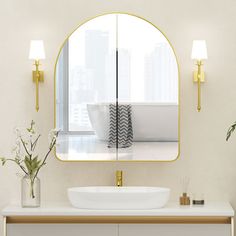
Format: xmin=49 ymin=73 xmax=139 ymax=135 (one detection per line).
xmin=108 ymin=104 xmax=133 ymax=148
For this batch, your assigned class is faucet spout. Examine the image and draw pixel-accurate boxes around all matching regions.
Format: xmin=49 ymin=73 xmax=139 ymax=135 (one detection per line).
xmin=116 ymin=170 xmax=123 ymax=187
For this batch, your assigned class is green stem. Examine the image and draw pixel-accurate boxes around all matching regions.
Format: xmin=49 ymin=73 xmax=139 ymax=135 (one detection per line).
xmin=20 ymin=137 xmax=31 ymax=157
xmin=32 ymin=135 xmax=41 ymax=151
xmin=30 ymin=178 xmax=35 ymax=199
xmin=32 ymin=138 xmax=57 ymax=182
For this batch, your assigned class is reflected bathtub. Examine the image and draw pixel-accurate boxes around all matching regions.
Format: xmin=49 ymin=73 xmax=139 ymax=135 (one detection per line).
xmin=87 ymin=103 xmax=178 ymax=142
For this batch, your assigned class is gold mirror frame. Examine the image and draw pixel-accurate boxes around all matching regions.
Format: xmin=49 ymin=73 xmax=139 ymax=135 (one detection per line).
xmin=54 ymin=12 xmax=180 ymax=162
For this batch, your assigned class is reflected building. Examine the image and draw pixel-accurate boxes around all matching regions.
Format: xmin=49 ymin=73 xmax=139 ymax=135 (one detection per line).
xmin=85 ymin=30 xmax=109 ymax=102
xmin=144 ymin=43 xmax=178 ymax=103
xmin=118 ymin=49 xmax=131 ymax=102
xmin=69 ymin=30 xmax=111 ymax=131
xmin=69 ymin=66 xmax=93 ymax=131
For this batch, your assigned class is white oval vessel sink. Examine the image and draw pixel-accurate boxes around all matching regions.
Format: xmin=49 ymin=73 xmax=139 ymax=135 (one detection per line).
xmin=68 ymin=186 xmax=170 ymax=209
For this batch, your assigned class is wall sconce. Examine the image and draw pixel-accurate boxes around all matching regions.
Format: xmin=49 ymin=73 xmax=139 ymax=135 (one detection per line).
xmin=191 ymin=40 xmax=208 ymax=112
xmin=29 ymin=40 xmax=45 ymax=112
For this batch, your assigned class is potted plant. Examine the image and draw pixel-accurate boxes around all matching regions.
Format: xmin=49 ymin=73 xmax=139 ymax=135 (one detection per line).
xmin=0 ymin=121 xmax=59 ymax=207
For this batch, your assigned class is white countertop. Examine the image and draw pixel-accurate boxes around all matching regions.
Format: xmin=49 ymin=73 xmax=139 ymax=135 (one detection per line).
xmin=2 ymin=202 xmax=234 ymax=217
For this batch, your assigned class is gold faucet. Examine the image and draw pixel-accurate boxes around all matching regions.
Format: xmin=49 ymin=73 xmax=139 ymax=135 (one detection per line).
xmin=116 ymin=170 xmax=123 ymax=187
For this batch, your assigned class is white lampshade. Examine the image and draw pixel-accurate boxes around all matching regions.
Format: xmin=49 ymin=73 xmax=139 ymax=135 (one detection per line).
xmin=191 ymin=40 xmax=207 ymax=60
xmin=29 ymin=40 xmax=45 ymax=60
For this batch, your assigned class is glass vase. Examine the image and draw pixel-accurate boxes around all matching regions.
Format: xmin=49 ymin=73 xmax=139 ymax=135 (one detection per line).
xmin=21 ymin=175 xmax=40 ymax=208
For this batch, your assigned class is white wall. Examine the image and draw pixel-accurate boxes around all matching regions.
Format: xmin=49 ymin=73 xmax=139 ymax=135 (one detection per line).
xmin=1 ymin=0 xmax=236 ymax=233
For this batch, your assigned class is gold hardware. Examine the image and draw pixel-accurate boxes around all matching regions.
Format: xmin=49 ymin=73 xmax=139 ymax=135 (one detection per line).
xmin=193 ymin=60 xmax=205 ymax=112
xmin=29 ymin=40 xmax=45 ymax=112
xmin=193 ymin=71 xmax=205 ymax=82
xmin=191 ymin=40 xmax=207 ymax=112
xmin=53 ymin=12 xmax=181 ymax=162
xmin=116 ymin=170 xmax=123 ymax=187
xmin=32 ymin=60 xmax=44 ymax=112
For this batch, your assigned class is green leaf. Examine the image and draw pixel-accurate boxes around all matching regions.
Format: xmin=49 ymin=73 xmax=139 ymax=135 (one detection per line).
xmin=226 ymin=122 xmax=236 ymax=141
xmin=27 ymin=120 xmax=36 ymax=134
xmin=24 ymin=156 xmax=31 ymax=172
xmin=23 ymin=155 xmax=41 ymax=178
xmin=0 ymin=158 xmax=6 ymax=166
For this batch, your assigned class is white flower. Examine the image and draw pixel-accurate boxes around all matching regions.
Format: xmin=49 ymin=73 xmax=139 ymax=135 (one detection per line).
xmin=48 ymin=129 xmax=59 ymax=142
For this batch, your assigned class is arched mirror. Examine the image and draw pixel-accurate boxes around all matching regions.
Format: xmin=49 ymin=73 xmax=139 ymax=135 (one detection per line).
xmin=55 ymin=13 xmax=179 ymax=161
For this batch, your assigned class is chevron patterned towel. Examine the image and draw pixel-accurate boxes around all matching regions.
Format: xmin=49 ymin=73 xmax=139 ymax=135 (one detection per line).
xmin=108 ymin=104 xmax=133 ymax=148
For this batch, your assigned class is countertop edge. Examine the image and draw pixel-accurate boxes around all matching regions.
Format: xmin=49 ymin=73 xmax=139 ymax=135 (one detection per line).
xmin=2 ymin=202 xmax=234 ymax=217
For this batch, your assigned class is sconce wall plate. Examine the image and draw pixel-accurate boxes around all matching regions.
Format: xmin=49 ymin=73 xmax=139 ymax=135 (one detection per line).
xmin=193 ymin=71 xmax=205 ymax=82
xmin=32 ymin=71 xmax=44 ymax=82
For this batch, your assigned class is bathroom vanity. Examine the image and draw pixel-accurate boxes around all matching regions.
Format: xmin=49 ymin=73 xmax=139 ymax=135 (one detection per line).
xmin=2 ymin=202 xmax=234 ymax=236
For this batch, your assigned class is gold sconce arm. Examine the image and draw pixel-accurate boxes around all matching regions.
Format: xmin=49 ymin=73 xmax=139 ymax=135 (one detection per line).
xmin=193 ymin=60 xmax=204 ymax=112
xmin=32 ymin=60 xmax=44 ymax=112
